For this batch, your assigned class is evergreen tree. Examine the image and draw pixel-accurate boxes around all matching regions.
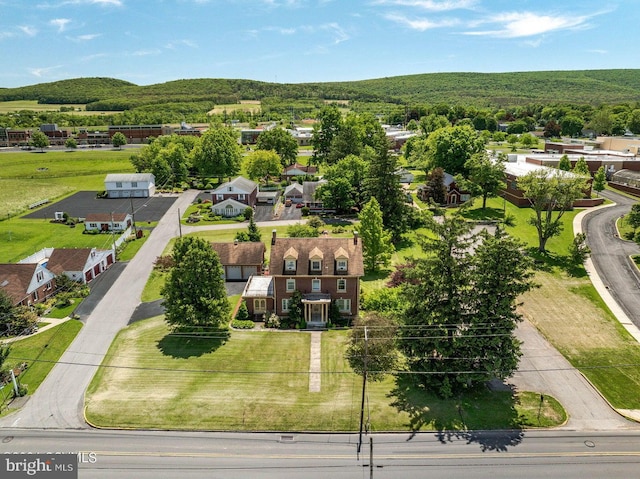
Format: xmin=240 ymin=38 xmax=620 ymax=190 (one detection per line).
xmin=399 ymin=216 xmax=534 ymax=397
xmin=424 ymin=167 xmax=447 ymax=205
xmin=364 ymin=133 xmax=409 ymax=242
xmin=358 ymin=197 xmax=394 ymax=273
xmin=247 ymin=216 xmax=261 ymax=242
xmin=557 ymin=154 xmax=572 ymax=171
xmin=311 ymin=105 xmax=342 ymax=164
xmin=573 ymin=157 xmax=590 ymax=176
xmin=162 ymin=236 xmax=230 ymax=331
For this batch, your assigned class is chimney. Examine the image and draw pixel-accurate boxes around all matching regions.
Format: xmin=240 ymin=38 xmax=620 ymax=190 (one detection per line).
xmin=353 ymin=230 xmax=358 ymax=245
xmin=271 ymin=229 xmax=277 ymax=245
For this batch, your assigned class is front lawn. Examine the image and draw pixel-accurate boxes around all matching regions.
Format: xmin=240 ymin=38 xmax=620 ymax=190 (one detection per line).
xmin=2 ymin=320 xmax=83 ymax=399
xmin=84 ymin=317 xmax=564 ymax=431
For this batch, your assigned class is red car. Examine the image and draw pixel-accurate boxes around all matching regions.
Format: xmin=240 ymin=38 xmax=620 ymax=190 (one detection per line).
xmin=295 ymin=202 xmax=303 ymax=208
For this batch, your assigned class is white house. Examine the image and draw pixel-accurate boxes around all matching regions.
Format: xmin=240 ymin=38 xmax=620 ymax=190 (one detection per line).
xmin=211 ymin=198 xmax=251 ymax=218
xmin=84 ymin=213 xmax=132 ymax=232
xmin=46 ymin=247 xmax=115 ymax=283
xmin=104 ymin=173 xmax=155 ymax=198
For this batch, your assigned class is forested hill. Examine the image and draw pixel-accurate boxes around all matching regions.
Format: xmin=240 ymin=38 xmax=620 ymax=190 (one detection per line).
xmin=1 ymin=69 xmax=639 ymax=109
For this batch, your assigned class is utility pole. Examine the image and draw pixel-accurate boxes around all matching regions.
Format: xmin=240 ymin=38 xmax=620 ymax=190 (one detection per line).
xmin=177 ymin=208 xmax=182 ymax=238
xmin=130 ymin=196 xmax=137 ymax=237
xmin=369 ymin=437 xmax=374 ymax=479
xmin=110 ymin=211 xmax=116 ymax=253
xmin=358 ymin=326 xmax=368 ymax=457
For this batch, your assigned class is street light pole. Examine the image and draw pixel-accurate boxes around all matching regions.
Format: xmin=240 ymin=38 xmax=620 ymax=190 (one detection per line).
xmin=358 ymin=326 xmax=368 ymax=457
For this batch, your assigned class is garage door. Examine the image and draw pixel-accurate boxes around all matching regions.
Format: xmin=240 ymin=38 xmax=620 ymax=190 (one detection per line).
xmin=226 ymin=266 xmax=242 ymax=281
xmin=242 ymin=266 xmax=257 ymax=280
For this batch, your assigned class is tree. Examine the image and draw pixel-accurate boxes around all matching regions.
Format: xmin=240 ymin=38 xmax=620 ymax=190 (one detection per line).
xmin=423 ymin=167 xmax=447 ymax=205
xmin=191 ymin=127 xmax=242 ymax=179
xmin=560 ymin=115 xmax=584 ymax=137
xmin=30 ymin=130 xmax=49 ymax=151
xmin=247 ymin=216 xmax=261 ymax=242
xmin=399 ymin=216 xmax=534 ymax=397
xmin=364 ymin=134 xmax=409 ymax=242
xmin=628 ymin=109 xmax=640 ymax=135
xmin=464 ymin=152 xmax=505 ymax=209
xmin=317 ymin=177 xmax=355 ymax=214
xmin=573 ymin=157 xmax=590 ymax=176
xmin=161 ymin=236 xmax=230 ymax=330
xmin=543 ymin=119 xmax=562 ymax=138
xmin=65 ymin=138 xmax=77 ymax=150
xmin=519 ymin=133 xmax=537 ymax=148
xmin=518 ymin=169 xmax=588 ymax=252
xmin=130 ymin=135 xmax=192 ymax=187
xmin=419 ymin=113 xmax=449 ymax=136
xmin=111 ymin=132 xmax=127 ymax=149
xmin=0 ymin=290 xmax=15 ymax=337
xmin=346 ymin=313 xmax=399 ymax=382
xmin=255 ymin=127 xmax=298 ymax=166
xmin=424 ymin=124 xmax=485 ymax=176
xmin=311 ymin=104 xmax=342 ymax=164
xmin=557 ymin=154 xmax=572 ymax=171
xmin=323 ymin=155 xmax=369 ymax=210
xmin=0 ymin=343 xmax=9 ymax=375
xmin=593 ymin=166 xmax=606 ymax=196
xmin=245 ymin=149 xmax=282 ymax=183
xmin=358 ymin=197 xmax=394 ymax=273
xmin=627 ymin=203 xmax=640 ymax=231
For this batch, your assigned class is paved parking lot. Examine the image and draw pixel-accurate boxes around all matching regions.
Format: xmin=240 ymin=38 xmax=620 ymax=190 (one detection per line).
xmin=23 ymin=191 xmax=178 ymax=222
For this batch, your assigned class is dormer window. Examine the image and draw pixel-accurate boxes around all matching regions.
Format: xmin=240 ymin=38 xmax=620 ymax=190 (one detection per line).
xmin=311 ymin=260 xmax=322 ymax=271
xmin=337 ymin=259 xmax=348 ymax=272
xmin=309 ymin=247 xmax=323 ymax=273
xmin=285 ymin=259 xmax=296 ymax=271
xmin=284 ymin=247 xmax=299 ymax=273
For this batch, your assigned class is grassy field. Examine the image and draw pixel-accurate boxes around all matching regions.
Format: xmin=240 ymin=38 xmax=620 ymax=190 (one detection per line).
xmin=85 ymin=317 xmax=564 ymax=431
xmin=0 ymin=149 xmax=134 ymax=218
xmin=2 ymin=320 xmax=82 ymax=403
xmin=0 ymin=100 xmax=117 ymax=116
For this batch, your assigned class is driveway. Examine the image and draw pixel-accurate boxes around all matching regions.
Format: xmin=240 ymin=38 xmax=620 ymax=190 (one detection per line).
xmin=23 ymin=191 xmax=178 ymax=223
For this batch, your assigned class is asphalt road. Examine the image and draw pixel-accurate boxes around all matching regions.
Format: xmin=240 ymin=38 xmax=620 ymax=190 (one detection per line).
xmin=583 ymin=189 xmax=640 ymax=328
xmin=2 ymin=429 xmax=640 ymax=479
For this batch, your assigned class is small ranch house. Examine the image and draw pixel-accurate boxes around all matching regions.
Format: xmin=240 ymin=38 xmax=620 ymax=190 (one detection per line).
xmin=84 ymin=213 xmax=132 ymax=232
xmin=46 ymin=247 xmax=115 ymax=283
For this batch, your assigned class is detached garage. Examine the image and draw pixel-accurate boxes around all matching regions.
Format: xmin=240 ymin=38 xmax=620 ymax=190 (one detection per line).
xmin=211 ymin=241 xmax=265 ymax=282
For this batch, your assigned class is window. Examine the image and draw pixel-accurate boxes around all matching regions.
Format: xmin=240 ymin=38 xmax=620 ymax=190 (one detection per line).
xmin=228 ymin=186 xmax=233 ymax=192
xmin=238 ymin=194 xmax=246 ymax=201
xmin=282 ymin=298 xmax=291 ymax=312
xmin=311 ymin=260 xmax=322 ymax=271
xmin=312 ymin=279 xmax=321 ymax=292
xmin=131 ymin=181 xmax=138 ymax=187
xmin=286 ymin=278 xmax=296 ymax=292
xmin=285 ymin=259 xmax=296 ymax=271
xmin=32 ymin=290 xmax=38 ymax=301
xmin=337 ymin=259 xmax=348 ymax=272
xmin=254 ymin=299 xmax=267 ymax=314
xmin=115 ymin=182 xmax=122 ymax=188
xmin=36 ymin=271 xmax=44 ymax=282
xmin=216 ymin=194 xmax=224 ymax=201
xmin=89 ymin=223 xmax=97 ymax=228
xmin=337 ymin=279 xmax=347 ymax=292
xmin=336 ymin=298 xmax=351 ymax=313
xmin=45 ymin=282 xmax=52 ymax=291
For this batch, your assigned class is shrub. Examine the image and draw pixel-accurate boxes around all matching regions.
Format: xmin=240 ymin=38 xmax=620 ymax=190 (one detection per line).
xmin=301 ymin=206 xmax=310 ymax=216
xmin=236 ymin=301 xmax=250 ymax=321
xmin=361 ymin=288 xmax=402 ymax=313
xmin=307 ymin=216 xmax=325 ymax=229
xmin=231 ymin=319 xmax=255 ymax=329
xmin=331 ymin=225 xmax=346 ymax=234
xmin=154 ymin=255 xmax=175 ymax=271
xmin=287 ymin=224 xmax=319 ymax=237
xmin=243 ymin=207 xmax=254 ymax=220
xmin=54 ymin=292 xmax=74 ymax=308
xmin=635 ymin=230 xmax=640 ymax=245
xmin=265 ymin=313 xmax=280 ymax=329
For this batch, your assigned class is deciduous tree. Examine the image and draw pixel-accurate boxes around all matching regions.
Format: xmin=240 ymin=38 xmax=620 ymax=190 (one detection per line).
xmin=518 ymin=169 xmax=588 ymax=252
xmin=464 ymin=152 xmax=505 ymax=209
xmin=346 ymin=313 xmax=399 ymax=381
xmin=424 ymin=124 xmax=485 ymax=176
xmin=256 ymin=127 xmax=298 ymax=166
xmin=191 ymin=127 xmax=242 ymax=179
xmin=593 ymin=166 xmax=606 ymax=196
xmin=162 ymin=236 xmax=230 ymax=331
xmin=311 ymin=104 xmax=342 ymax=164
xmin=111 ymin=132 xmax=127 ymax=149
xmin=245 ymin=149 xmax=282 ymax=183
xmin=573 ymin=157 xmax=590 ymax=176
xmin=30 ymin=131 xmax=49 ymax=151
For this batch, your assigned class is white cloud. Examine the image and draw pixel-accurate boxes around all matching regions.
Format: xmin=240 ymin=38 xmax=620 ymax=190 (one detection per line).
xmin=320 ymin=22 xmax=350 ymax=44
xmin=38 ymin=0 xmax=123 ymax=7
xmin=384 ymin=12 xmax=459 ymax=31
xmin=463 ymin=11 xmax=594 ymax=38
xmin=28 ymin=65 xmax=62 ymax=77
xmin=69 ymin=33 xmax=101 ymax=41
xmin=165 ymin=39 xmax=198 ymax=49
xmin=372 ymin=0 xmax=476 ymax=11
xmin=588 ymin=49 xmax=608 ymax=55
xmin=18 ymin=25 xmax=38 ymax=36
xmin=80 ymin=52 xmax=109 ymax=61
xmin=50 ymin=18 xmax=71 ymax=32
xmin=132 ymin=49 xmax=161 ymax=56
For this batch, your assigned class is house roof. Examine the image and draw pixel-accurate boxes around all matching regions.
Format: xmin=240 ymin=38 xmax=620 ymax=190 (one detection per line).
xmin=46 ymin=248 xmax=93 ymax=275
xmin=211 ymin=176 xmax=257 ymax=194
xmin=0 ymin=263 xmax=38 ymax=304
xmin=284 ymin=182 xmax=304 ymax=196
xmin=105 ymin=173 xmax=155 ymax=183
xmin=302 ymin=180 xmax=327 ymax=203
xmin=242 ymin=275 xmax=274 ymax=298
xmin=283 ymin=163 xmax=317 ymax=175
xmin=85 ymin=213 xmax=131 ymax=222
xmin=270 ymin=235 xmax=364 ymax=276
xmin=211 ymin=242 xmax=265 ymax=266
xmin=211 ymin=198 xmax=250 ymax=210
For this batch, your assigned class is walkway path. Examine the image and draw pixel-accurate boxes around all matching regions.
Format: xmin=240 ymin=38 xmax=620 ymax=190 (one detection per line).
xmin=309 ymin=332 xmax=322 ymax=393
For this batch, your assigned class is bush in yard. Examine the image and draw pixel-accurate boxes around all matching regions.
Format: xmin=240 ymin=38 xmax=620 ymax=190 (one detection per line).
xmin=231 ymin=319 xmax=255 ymax=329
xmin=266 ymin=313 xmax=281 ymax=329
xmin=236 ymin=301 xmax=250 ymax=321
xmin=154 ymin=255 xmax=175 ymax=271
xmin=307 ymin=216 xmax=325 ymax=229
xmin=301 ymin=206 xmax=310 ymax=216
xmin=243 ymin=207 xmax=254 ymax=220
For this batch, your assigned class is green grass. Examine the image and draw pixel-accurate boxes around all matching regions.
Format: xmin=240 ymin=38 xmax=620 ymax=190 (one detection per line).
xmin=617 ymin=215 xmax=637 ymax=241
xmin=85 ymin=317 xmax=564 ymax=431
xmin=45 ymin=300 xmax=82 ymax=319
xmin=3 ymin=320 xmax=82 ymax=394
xmin=117 ymin=229 xmax=154 ymax=262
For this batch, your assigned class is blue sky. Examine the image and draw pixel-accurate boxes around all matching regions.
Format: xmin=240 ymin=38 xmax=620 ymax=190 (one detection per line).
xmin=0 ymin=0 xmax=636 ymax=88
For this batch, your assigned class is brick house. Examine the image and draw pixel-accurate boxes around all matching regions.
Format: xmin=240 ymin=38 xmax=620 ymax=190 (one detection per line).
xmin=211 ymin=177 xmax=258 ymax=217
xmin=263 ymin=231 xmax=364 ymax=326
xmin=0 ymin=263 xmax=56 ymax=307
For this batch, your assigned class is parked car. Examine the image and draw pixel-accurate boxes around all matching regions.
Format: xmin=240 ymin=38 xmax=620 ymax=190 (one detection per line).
xmin=295 ymin=202 xmax=303 ymax=208
xmin=285 ymin=199 xmax=292 ymax=207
